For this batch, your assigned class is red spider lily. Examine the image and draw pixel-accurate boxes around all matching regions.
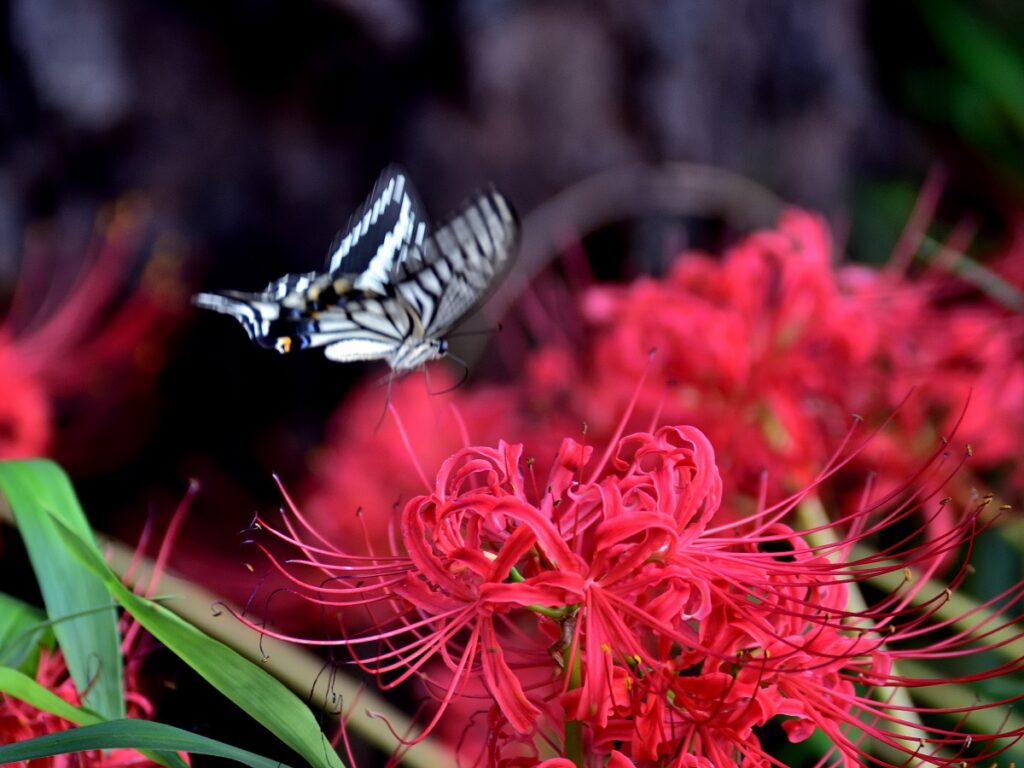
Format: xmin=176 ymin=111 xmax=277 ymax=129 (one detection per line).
xmin=0 ymin=196 xmax=184 ymax=464
xmin=994 ymin=216 xmax=1024 ymax=289
xmin=578 ymin=209 xmax=1024 ymax=500
xmin=300 ymin=368 xmax=577 ymax=555
xmin=236 ymin=399 xmax=1024 ymax=767
xmin=0 ymin=346 xmax=51 ymax=459
xmin=0 ymin=649 xmax=160 ymax=768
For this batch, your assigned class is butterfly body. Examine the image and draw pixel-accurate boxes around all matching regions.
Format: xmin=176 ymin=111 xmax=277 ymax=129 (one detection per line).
xmin=193 ymin=168 xmax=517 ymax=373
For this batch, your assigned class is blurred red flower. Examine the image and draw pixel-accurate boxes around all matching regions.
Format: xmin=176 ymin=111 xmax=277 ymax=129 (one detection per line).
xmin=0 ymin=344 xmax=51 ymax=459
xmin=0 ymin=196 xmax=185 ymax=466
xmin=579 ymin=210 xmax=1023 ymax=499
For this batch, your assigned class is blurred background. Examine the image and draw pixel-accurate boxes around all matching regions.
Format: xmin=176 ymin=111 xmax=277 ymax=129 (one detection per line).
xmin=2 ymin=0 xmax=1024 ymax=761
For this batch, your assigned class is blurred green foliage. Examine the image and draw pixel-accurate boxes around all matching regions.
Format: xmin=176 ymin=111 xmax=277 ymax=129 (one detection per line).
xmin=914 ymin=0 xmax=1024 ymax=188
xmin=853 ymin=0 xmax=1024 ymax=265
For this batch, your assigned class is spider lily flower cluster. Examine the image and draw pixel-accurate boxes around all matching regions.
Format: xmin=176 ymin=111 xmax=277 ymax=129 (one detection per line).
xmin=575 ymin=209 xmax=1024 ymax=498
xmin=243 ymin=414 xmax=1024 ymax=767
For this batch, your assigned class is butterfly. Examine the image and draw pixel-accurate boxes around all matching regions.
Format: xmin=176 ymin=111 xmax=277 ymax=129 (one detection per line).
xmin=193 ymin=166 xmax=518 ymax=374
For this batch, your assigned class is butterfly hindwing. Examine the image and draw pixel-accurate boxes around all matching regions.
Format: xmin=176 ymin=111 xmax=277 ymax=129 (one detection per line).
xmin=317 ymin=296 xmax=412 ymax=363
xmin=394 ymin=187 xmax=518 ymax=337
xmin=192 ymin=291 xmax=281 ymax=342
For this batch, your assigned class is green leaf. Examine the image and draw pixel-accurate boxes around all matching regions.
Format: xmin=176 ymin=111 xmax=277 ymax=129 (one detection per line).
xmin=0 ymin=592 xmax=53 ymax=673
xmin=920 ymin=0 xmax=1024 ymax=133
xmin=51 ymin=514 xmax=347 ymax=768
xmin=0 ymin=666 xmax=101 ymax=726
xmin=0 ymin=663 xmax=188 ymax=768
xmin=0 ymin=460 xmax=125 ymax=719
xmin=0 ymin=719 xmax=292 ymax=768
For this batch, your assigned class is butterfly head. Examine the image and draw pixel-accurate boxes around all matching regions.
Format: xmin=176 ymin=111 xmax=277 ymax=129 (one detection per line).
xmin=389 ymin=336 xmax=449 ymax=374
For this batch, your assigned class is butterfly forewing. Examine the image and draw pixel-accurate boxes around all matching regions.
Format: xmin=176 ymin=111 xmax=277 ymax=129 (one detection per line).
xmin=324 ymin=165 xmax=428 ymax=294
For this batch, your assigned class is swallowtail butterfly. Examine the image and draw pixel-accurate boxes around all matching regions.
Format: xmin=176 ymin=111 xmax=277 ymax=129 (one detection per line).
xmin=193 ymin=167 xmax=518 ymax=373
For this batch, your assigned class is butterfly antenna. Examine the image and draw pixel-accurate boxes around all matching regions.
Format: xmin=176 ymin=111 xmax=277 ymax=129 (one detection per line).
xmin=445 ymin=322 xmax=503 ymax=340
xmin=431 ymin=353 xmax=471 ymax=395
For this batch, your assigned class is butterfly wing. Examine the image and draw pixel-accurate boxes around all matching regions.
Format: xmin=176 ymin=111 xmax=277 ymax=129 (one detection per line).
xmin=392 ymin=187 xmax=518 ymax=338
xmin=195 ymin=280 xmax=410 ymax=360
xmin=192 ymin=269 xmax=321 ymax=342
xmin=316 ymin=295 xmax=413 ymax=363
xmin=192 ymin=291 xmax=282 ymax=343
xmin=193 ymin=164 xmax=426 ymax=355
xmin=324 ymin=165 xmax=429 ymax=294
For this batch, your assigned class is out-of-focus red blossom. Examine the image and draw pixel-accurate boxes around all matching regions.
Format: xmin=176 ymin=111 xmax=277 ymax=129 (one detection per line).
xmin=0 ymin=344 xmax=51 ymax=459
xmin=993 ymin=215 xmax=1024 ymax=288
xmin=242 ymin=415 xmax=1024 ymax=767
xmin=0 ymin=649 xmax=159 ymax=768
xmin=0 ymin=196 xmax=186 ymax=465
xmin=578 ymin=209 xmax=1023 ymax=498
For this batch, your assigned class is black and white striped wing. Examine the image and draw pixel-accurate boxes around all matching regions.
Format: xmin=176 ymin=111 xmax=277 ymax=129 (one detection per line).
xmin=316 ymin=296 xmax=413 ymax=363
xmin=191 ymin=291 xmax=283 ymax=343
xmin=324 ymin=165 xmax=428 ymax=294
xmin=192 ymin=269 xmax=320 ymax=343
xmin=195 ymin=283 xmax=410 ymax=361
xmin=392 ymin=188 xmax=518 ymax=338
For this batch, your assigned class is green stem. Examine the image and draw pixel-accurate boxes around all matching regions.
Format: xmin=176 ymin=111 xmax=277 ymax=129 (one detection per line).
xmin=562 ymin=614 xmax=584 ymax=768
xmin=918 ymin=234 xmax=1024 ymax=311
xmin=795 ymin=497 xmax=933 ymax=763
xmin=508 ymin=565 xmax=575 ymax=619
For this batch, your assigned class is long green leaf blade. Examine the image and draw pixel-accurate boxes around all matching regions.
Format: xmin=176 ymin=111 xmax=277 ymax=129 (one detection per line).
xmin=0 ymin=719 xmax=290 ymax=768
xmin=0 ymin=666 xmax=102 ymax=726
xmin=0 ymin=665 xmax=188 ymax=768
xmin=0 ymin=460 xmax=124 ymax=719
xmin=52 ymin=514 xmax=346 ymax=768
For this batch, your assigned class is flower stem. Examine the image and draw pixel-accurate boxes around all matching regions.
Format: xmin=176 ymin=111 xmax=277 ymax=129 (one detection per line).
xmin=796 ymin=496 xmax=929 ymax=761
xmin=509 ymin=565 xmax=575 ymax=619
xmin=562 ymin=614 xmax=584 ymax=768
